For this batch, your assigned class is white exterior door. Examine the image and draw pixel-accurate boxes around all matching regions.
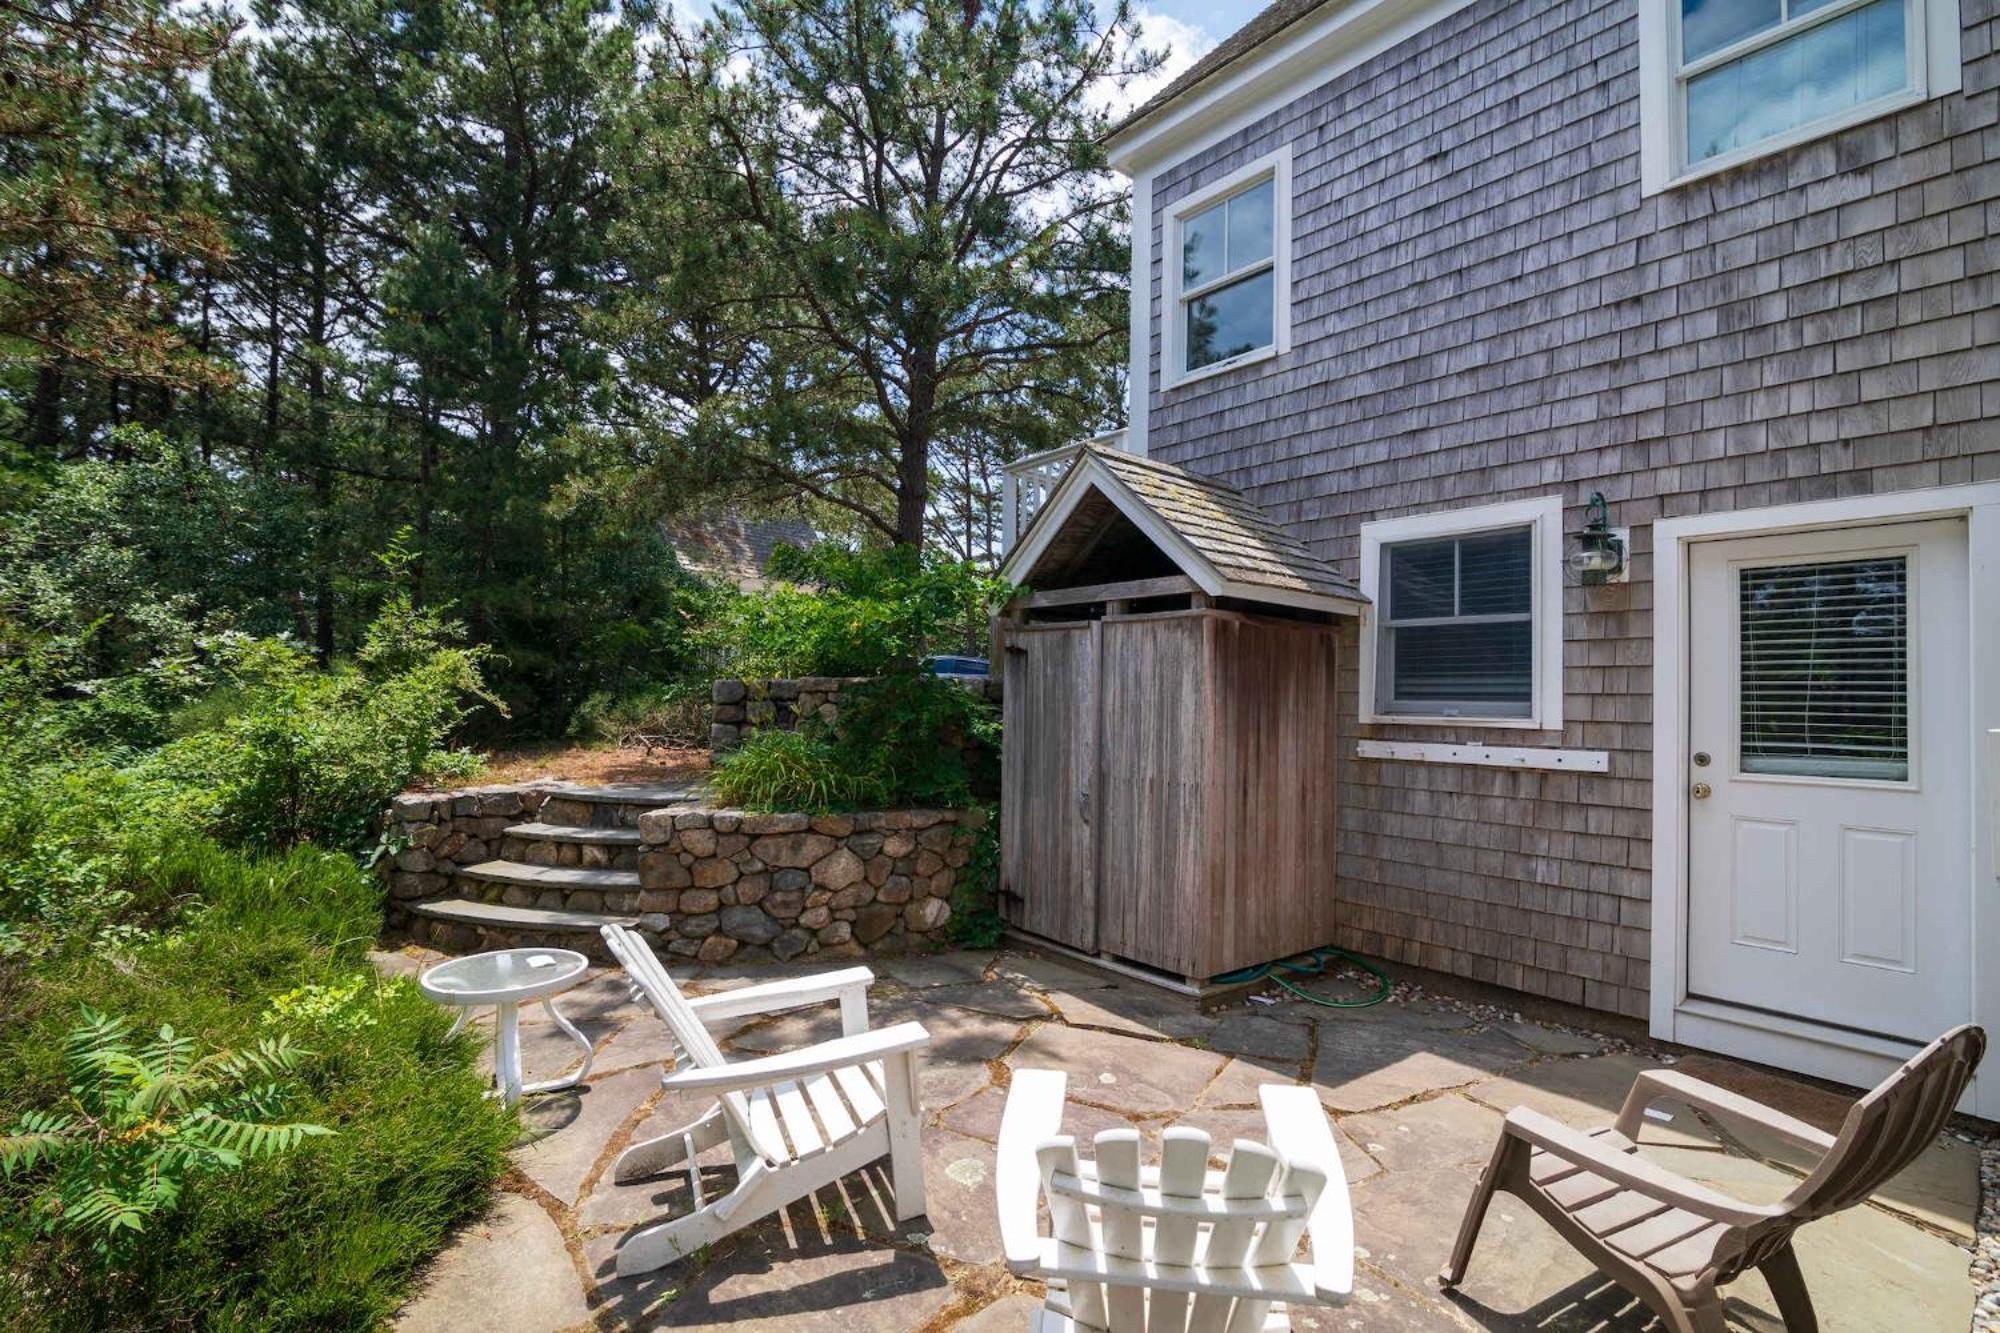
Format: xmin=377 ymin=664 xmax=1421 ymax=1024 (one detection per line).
xmin=1686 ymin=519 xmax=1971 ymax=1043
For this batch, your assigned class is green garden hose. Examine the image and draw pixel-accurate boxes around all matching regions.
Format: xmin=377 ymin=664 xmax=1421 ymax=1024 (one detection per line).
xmin=1215 ymin=946 xmax=1393 ymax=1008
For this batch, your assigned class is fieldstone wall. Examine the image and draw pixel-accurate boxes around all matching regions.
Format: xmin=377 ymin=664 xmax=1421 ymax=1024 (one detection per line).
xmin=637 ymin=806 xmax=983 ymax=964
xmin=380 ymin=784 xmax=560 ymax=906
xmin=709 ymin=675 xmax=1001 ymax=754
xmin=377 ymin=782 xmax=984 ymax=964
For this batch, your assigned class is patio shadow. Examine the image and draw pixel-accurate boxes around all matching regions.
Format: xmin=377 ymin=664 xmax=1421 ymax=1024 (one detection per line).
xmin=587 ymin=1163 xmax=953 ymax=1331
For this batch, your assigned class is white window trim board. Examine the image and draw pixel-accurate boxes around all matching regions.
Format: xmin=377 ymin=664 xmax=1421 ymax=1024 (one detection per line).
xmin=1358 ymin=494 xmax=1565 ymax=731
xmin=1648 ymin=480 xmax=2000 ymax=1119
xmin=1354 ymin=740 xmax=1609 ymax=772
xmin=1160 ymin=146 xmax=1293 ymax=392
xmin=1126 ymin=172 xmax=1151 ymax=456
xmin=1639 ymin=0 xmax=1962 ymax=195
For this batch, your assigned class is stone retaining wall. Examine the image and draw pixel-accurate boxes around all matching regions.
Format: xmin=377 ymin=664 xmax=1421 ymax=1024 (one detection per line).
xmin=637 ymin=806 xmax=983 ymax=963
xmin=709 ymin=675 xmax=1000 ymax=754
xmin=381 ymin=784 xmax=558 ymax=905
xmin=378 ymin=782 xmax=984 ymax=964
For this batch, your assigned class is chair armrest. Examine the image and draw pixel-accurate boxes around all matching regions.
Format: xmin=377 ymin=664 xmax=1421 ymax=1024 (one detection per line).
xmin=1260 ymin=1084 xmax=1353 ymax=1303
xmin=684 ymin=966 xmax=877 ymax=1022
xmin=1613 ymin=1070 xmax=1837 ymax=1155
xmin=997 ymin=1069 xmax=1067 ymax=1273
xmin=1503 ymin=1108 xmax=1777 ymax=1229
xmin=659 ymin=1020 xmax=929 ymax=1095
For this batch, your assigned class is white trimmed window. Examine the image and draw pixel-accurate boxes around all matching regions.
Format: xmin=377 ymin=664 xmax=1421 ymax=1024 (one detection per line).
xmin=1163 ymin=146 xmax=1291 ymax=387
xmin=1359 ymin=496 xmax=1564 ymax=730
xmin=1640 ymin=0 xmax=1961 ymax=193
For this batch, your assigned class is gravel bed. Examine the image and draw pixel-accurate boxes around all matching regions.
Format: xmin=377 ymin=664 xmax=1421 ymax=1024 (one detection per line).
xmin=1973 ymin=1140 xmax=2000 ymax=1331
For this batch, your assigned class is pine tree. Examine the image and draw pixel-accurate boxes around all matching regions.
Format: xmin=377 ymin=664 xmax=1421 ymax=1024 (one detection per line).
xmin=0 ymin=0 xmax=233 ymax=455
xmin=637 ymin=0 xmax=1149 ymax=546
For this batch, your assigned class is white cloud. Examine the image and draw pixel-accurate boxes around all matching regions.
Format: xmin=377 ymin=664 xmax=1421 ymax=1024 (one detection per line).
xmin=1090 ymin=6 xmax=1217 ymax=120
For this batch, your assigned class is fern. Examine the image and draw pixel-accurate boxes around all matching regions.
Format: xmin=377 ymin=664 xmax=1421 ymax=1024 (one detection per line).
xmin=2 ymin=1006 xmax=332 ymax=1252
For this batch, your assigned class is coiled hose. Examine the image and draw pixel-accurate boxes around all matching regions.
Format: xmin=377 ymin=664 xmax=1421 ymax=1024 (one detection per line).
xmin=1214 ymin=945 xmax=1392 ymax=1008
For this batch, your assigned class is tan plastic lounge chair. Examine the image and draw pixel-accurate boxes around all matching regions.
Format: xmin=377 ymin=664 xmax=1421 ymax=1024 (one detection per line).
xmin=1442 ymin=1024 xmax=1986 ymax=1332
xmin=997 ymin=1067 xmax=1353 ymax=1331
xmin=598 ymin=923 xmax=932 ymax=1276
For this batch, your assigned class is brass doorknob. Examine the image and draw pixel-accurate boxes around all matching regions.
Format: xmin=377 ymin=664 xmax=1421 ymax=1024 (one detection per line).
xmin=1691 ymin=781 xmax=1713 ymax=799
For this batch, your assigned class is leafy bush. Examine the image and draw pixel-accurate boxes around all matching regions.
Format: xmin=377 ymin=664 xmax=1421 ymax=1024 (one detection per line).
xmin=0 ymin=834 xmax=513 ymax=1331
xmin=712 ymin=542 xmax=1010 ymax=678
xmin=712 ymin=729 xmax=872 ymax=810
xmin=134 ymin=591 xmax=494 ymax=853
xmin=0 ymin=1011 xmax=330 ymax=1252
xmin=0 ymin=554 xmax=511 ymax=1327
xmin=826 ymin=671 xmax=998 ymax=807
xmin=947 ymin=806 xmax=1006 ymax=948
xmin=712 ymin=670 xmax=997 ymax=811
xmin=570 ymin=678 xmax=712 ymax=748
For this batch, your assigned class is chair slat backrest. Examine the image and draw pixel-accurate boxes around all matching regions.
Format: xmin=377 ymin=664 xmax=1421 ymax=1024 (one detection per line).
xmin=601 ymin=924 xmax=788 ymax=1163
xmin=1031 ymin=1128 xmax=1324 ymax=1332
xmin=1787 ymin=1024 xmax=1985 ymax=1224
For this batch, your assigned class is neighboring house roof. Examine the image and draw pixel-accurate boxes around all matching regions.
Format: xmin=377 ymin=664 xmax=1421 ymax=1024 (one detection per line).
xmin=1116 ymin=0 xmax=1333 ymax=140
xmin=665 ymin=512 xmax=815 ymax=591
xmin=1002 ymin=445 xmax=1365 ymax=614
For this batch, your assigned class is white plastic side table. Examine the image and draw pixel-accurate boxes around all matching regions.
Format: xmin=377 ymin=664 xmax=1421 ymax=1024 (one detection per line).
xmin=419 ymin=948 xmax=596 ymax=1106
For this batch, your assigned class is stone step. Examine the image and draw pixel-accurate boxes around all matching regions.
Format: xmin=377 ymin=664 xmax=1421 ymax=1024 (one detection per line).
xmin=407 ymin=897 xmax=638 ymax=933
xmin=535 ymin=782 xmax=703 ymax=832
xmin=457 ymin=860 xmax=641 ymax=890
xmin=537 ymin=781 xmax=702 ymax=805
xmin=503 ymin=822 xmax=642 ymax=846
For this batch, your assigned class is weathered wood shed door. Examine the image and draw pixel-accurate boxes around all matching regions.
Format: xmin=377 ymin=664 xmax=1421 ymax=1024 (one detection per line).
xmin=999 ymin=623 xmax=1096 ymax=952
xmin=1094 ymin=613 xmax=1208 ymax=976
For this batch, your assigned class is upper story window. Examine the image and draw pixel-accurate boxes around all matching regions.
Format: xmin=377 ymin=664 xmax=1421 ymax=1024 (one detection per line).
xmin=1359 ymin=496 xmax=1565 ymax=730
xmin=1640 ymin=0 xmax=1961 ymax=192
xmin=1163 ymin=146 xmax=1291 ymax=388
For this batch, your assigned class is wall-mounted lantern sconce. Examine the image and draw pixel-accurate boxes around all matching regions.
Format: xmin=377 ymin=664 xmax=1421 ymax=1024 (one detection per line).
xmin=1568 ymin=492 xmax=1628 ymax=586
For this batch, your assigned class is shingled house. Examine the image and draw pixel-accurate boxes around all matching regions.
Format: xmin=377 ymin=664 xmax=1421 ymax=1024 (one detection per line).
xmin=1000 ymin=0 xmax=2000 ymax=1116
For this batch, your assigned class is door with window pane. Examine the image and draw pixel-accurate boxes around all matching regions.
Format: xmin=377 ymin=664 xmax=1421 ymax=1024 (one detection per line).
xmin=1685 ymin=520 xmax=1970 ymax=1042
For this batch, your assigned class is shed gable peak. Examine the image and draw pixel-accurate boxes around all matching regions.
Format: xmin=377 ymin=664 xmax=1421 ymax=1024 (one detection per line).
xmin=1001 ymin=446 xmax=1363 ymax=616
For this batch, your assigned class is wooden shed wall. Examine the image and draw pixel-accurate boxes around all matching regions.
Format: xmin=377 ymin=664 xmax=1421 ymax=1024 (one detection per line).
xmin=1203 ymin=615 xmax=1341 ymax=976
xmin=999 ymin=622 xmax=1097 ymax=952
xmin=1011 ymin=607 xmax=1341 ymax=980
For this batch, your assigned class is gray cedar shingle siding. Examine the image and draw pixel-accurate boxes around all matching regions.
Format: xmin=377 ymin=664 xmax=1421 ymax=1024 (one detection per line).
xmin=1139 ymin=0 xmax=2000 ymax=1018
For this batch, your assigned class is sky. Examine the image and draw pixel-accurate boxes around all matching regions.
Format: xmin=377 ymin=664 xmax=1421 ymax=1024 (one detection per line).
xmin=656 ymin=0 xmax=1265 ymax=116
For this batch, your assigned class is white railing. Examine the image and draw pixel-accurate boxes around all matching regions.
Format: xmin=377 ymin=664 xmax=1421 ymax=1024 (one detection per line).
xmin=1001 ymin=427 xmax=1127 ymax=554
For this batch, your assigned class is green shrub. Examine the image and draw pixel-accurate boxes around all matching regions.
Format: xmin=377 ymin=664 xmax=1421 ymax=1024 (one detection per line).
xmin=712 ymin=729 xmax=875 ymax=810
xmin=712 ymin=671 xmax=997 ymax=811
xmin=0 ymin=1010 xmax=330 ymax=1253
xmin=0 ymin=834 xmax=513 ymax=1332
xmin=826 ymin=671 xmax=998 ymax=808
xmin=947 ymin=806 xmax=1006 ymax=948
xmin=570 ymin=679 xmax=712 ymax=748
xmin=711 ymin=542 xmax=1010 ymax=678
xmin=136 ymin=592 xmax=494 ymax=853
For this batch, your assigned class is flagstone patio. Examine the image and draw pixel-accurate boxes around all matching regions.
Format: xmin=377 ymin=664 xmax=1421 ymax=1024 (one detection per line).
xmin=376 ymin=945 xmax=1983 ymax=1332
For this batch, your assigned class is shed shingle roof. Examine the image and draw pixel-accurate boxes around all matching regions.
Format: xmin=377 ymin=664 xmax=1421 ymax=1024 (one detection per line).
xmin=1009 ymin=445 xmax=1363 ymax=608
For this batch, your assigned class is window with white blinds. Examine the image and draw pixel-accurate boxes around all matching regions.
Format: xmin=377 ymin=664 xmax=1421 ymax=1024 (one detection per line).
xmin=1738 ymin=556 xmax=1909 ymax=781
xmin=1377 ymin=527 xmax=1534 ymax=718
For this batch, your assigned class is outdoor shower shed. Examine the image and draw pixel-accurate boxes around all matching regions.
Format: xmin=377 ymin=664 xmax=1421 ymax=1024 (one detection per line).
xmin=994 ymin=447 xmax=1367 ymax=984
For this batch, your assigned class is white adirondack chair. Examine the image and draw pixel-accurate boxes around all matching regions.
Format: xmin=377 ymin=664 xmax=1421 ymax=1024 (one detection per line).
xmin=996 ymin=1068 xmax=1353 ymax=1332
xmin=599 ymin=923 xmax=933 ymax=1276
